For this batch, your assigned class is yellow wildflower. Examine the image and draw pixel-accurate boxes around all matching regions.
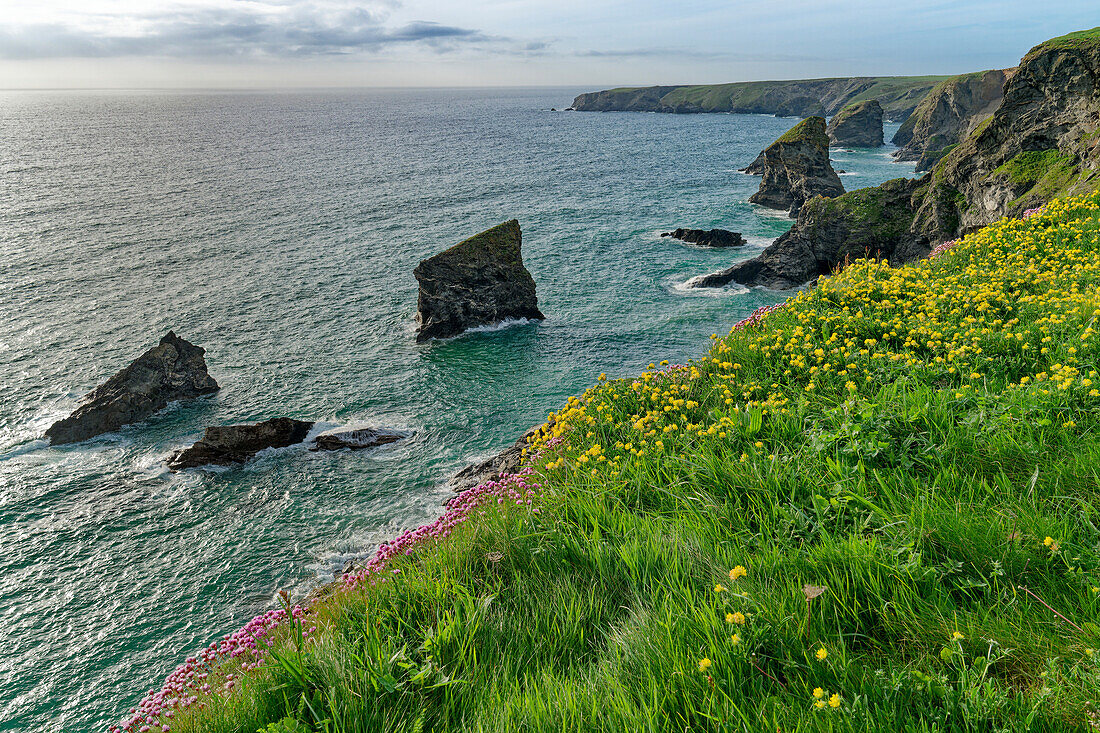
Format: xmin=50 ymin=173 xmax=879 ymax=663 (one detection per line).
xmin=729 ymin=565 xmax=747 ymax=581
xmin=815 ymin=647 xmax=828 ymax=660
xmin=829 ymin=693 xmax=841 ymax=708
xmin=813 ymin=687 xmax=825 ymax=699
xmin=698 ymin=657 xmax=711 ymax=673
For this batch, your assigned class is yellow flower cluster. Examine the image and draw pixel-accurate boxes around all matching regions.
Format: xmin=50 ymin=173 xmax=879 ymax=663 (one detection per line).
xmin=525 ymin=192 xmax=1100 ymax=485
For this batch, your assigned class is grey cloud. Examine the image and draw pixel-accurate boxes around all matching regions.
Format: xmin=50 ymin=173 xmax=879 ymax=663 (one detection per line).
xmin=0 ymin=8 xmax=491 ymax=59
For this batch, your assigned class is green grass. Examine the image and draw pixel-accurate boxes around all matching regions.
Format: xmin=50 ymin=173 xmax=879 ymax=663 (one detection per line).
xmin=128 ymin=194 xmax=1100 ymax=732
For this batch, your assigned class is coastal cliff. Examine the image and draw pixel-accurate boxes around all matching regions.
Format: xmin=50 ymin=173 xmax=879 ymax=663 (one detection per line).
xmin=694 ymin=28 xmax=1100 ymax=290
xmin=571 ymin=76 xmax=949 ymax=121
xmin=747 ymin=117 xmax=844 ymax=217
xmin=891 ymin=69 xmax=1010 ymax=171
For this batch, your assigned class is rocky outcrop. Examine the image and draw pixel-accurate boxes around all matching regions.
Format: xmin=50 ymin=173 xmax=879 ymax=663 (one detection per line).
xmin=691 ymin=178 xmax=928 ymax=289
xmin=571 ymin=77 xmax=947 ymax=121
xmin=312 ymin=427 xmax=411 ymax=451
xmin=748 ymin=117 xmax=845 ymax=216
xmin=448 ymin=424 xmax=546 ymax=493
xmin=167 ymin=417 xmax=314 ymax=470
xmin=46 ymin=332 xmax=219 ymax=445
xmin=693 ymin=29 xmax=1100 ymax=291
xmin=414 ymin=220 xmax=545 ymax=342
xmin=827 ymin=100 xmax=884 ymax=147
xmin=892 ymin=69 xmax=1009 ymax=171
xmin=661 ymin=228 xmax=745 ymax=247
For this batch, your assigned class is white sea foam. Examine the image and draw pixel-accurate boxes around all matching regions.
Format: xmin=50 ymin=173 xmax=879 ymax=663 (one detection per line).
xmin=671 ymin=275 xmax=749 ymax=296
xmin=461 ymin=318 xmax=538 ymax=335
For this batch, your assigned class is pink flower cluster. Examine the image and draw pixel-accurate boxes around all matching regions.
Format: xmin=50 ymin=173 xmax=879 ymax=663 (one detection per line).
xmin=342 ymin=469 xmax=541 ymax=590
xmin=112 ymin=469 xmax=542 ymax=732
xmin=1023 ymin=207 xmax=1045 ymax=219
xmin=929 ymin=238 xmax=960 ymax=259
xmin=731 ymin=303 xmax=784 ymax=332
xmin=110 ymin=605 xmax=301 ymax=733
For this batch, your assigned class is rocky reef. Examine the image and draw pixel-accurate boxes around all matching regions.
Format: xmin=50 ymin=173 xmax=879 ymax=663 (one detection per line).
xmin=312 ymin=427 xmax=411 ymax=451
xmin=693 ymin=29 xmax=1100 ymax=291
xmin=45 ymin=332 xmax=219 ymax=445
xmin=826 ymin=99 xmax=884 ymax=147
xmin=661 ymin=228 xmax=745 ymax=247
xmin=892 ymin=69 xmax=1009 ymax=171
xmin=414 ymin=220 xmax=545 ymax=342
xmin=571 ymin=76 xmax=949 ymax=122
xmin=747 ymin=117 xmax=845 ymax=217
xmin=167 ymin=417 xmax=314 ymax=470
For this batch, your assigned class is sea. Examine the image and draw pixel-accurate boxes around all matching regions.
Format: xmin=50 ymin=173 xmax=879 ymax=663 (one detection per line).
xmin=0 ymin=87 xmax=915 ymax=732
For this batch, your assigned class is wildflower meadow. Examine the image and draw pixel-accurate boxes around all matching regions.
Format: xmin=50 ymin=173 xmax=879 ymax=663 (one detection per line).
xmin=118 ymin=191 xmax=1100 ymax=732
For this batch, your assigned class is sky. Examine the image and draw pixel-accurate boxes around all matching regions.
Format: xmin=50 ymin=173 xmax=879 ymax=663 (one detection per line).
xmin=0 ymin=1 xmax=1094 ymax=89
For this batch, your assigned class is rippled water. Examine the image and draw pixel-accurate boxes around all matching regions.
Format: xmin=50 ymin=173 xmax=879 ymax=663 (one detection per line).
xmin=0 ymin=88 xmax=914 ymax=732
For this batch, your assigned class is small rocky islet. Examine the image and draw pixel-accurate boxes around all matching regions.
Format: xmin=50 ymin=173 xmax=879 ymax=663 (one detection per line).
xmin=745 ymin=116 xmax=845 ymax=217
xmin=661 ymin=228 xmax=745 ymax=247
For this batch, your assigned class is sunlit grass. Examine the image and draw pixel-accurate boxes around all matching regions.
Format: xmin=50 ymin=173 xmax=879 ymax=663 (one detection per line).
xmin=119 ymin=192 xmax=1100 ymax=732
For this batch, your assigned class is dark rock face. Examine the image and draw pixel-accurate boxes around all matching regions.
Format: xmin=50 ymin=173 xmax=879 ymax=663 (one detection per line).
xmin=312 ymin=427 xmax=411 ymax=451
xmin=826 ymin=100 xmax=885 ymax=147
xmin=892 ymin=69 xmax=1008 ymax=171
xmin=167 ymin=417 xmax=314 ymax=470
xmin=692 ymin=178 xmax=928 ymax=290
xmin=45 ymin=332 xmax=219 ymax=445
xmin=448 ymin=424 xmax=546 ymax=493
xmin=748 ymin=117 xmax=845 ymax=217
xmin=661 ymin=228 xmax=745 ymax=247
xmin=414 ymin=220 xmax=545 ymax=342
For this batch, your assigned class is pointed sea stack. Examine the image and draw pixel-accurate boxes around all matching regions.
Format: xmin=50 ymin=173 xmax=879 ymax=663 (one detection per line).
xmin=826 ymin=99 xmax=885 ymax=147
xmin=414 ymin=220 xmax=545 ymax=342
xmin=46 ymin=332 xmax=219 ymax=445
xmin=747 ymin=117 xmax=845 ymax=217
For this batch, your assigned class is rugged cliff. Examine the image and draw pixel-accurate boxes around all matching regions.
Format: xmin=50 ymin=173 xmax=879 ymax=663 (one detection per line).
xmin=693 ymin=28 xmax=1100 ymax=291
xmin=892 ymin=69 xmax=1009 ymax=171
xmin=747 ymin=117 xmax=845 ymax=217
xmin=571 ymin=76 xmax=949 ymax=121
xmin=827 ymin=99 xmax=885 ymax=147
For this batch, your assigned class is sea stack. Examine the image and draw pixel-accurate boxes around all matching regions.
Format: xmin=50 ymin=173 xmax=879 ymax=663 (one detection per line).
xmin=826 ymin=99 xmax=885 ymax=147
xmin=747 ymin=117 xmax=845 ymax=217
xmin=45 ymin=332 xmax=219 ymax=445
xmin=414 ymin=220 xmax=545 ymax=342
xmin=167 ymin=417 xmax=315 ymax=470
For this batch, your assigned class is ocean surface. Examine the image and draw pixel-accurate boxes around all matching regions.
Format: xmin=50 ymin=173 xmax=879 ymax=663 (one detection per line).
xmin=0 ymin=87 xmax=915 ymax=732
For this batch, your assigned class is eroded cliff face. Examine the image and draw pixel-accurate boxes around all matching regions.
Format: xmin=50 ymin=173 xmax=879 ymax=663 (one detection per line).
xmin=827 ymin=100 xmax=885 ymax=147
xmin=892 ymin=69 xmax=1009 ymax=171
xmin=917 ymin=34 xmax=1100 ymax=235
xmin=747 ymin=117 xmax=845 ymax=217
xmin=693 ymin=30 xmax=1100 ymax=291
xmin=571 ymin=76 xmax=947 ymax=121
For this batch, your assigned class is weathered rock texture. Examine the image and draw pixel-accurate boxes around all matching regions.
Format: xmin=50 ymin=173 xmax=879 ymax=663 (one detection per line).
xmin=748 ymin=117 xmax=845 ymax=217
xmin=167 ymin=417 xmax=314 ymax=470
xmin=892 ymin=69 xmax=1009 ymax=171
xmin=312 ymin=427 xmax=411 ymax=451
xmin=414 ymin=220 xmax=545 ymax=342
xmin=571 ymin=76 xmax=948 ymax=122
xmin=46 ymin=332 xmax=219 ymax=445
xmin=827 ymin=99 xmax=885 ymax=147
xmin=661 ymin=228 xmax=745 ymax=247
xmin=448 ymin=424 xmax=547 ymax=493
xmin=692 ymin=29 xmax=1100 ymax=291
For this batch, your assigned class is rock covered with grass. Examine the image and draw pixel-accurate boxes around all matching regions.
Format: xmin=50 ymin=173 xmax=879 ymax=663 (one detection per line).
xmin=414 ymin=220 xmax=545 ymax=342
xmin=826 ymin=99 xmax=884 ymax=147
xmin=45 ymin=332 xmax=219 ymax=445
xmin=747 ymin=117 xmax=845 ymax=217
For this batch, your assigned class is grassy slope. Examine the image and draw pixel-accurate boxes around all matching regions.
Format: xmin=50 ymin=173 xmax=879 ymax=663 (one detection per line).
xmin=122 ymin=194 xmax=1100 ymax=733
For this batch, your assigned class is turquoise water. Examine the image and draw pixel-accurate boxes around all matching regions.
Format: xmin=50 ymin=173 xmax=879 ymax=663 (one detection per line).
xmin=0 ymin=88 xmax=914 ymax=732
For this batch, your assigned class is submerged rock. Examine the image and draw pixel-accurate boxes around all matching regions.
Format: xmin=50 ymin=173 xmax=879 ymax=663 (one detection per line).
xmin=167 ymin=417 xmax=314 ymax=470
xmin=46 ymin=332 xmax=219 ymax=445
xmin=661 ymin=228 xmax=745 ymax=247
xmin=414 ymin=220 xmax=545 ymax=342
xmin=748 ymin=117 xmax=845 ymax=217
xmin=826 ymin=99 xmax=884 ymax=147
xmin=312 ymin=427 xmax=412 ymax=451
